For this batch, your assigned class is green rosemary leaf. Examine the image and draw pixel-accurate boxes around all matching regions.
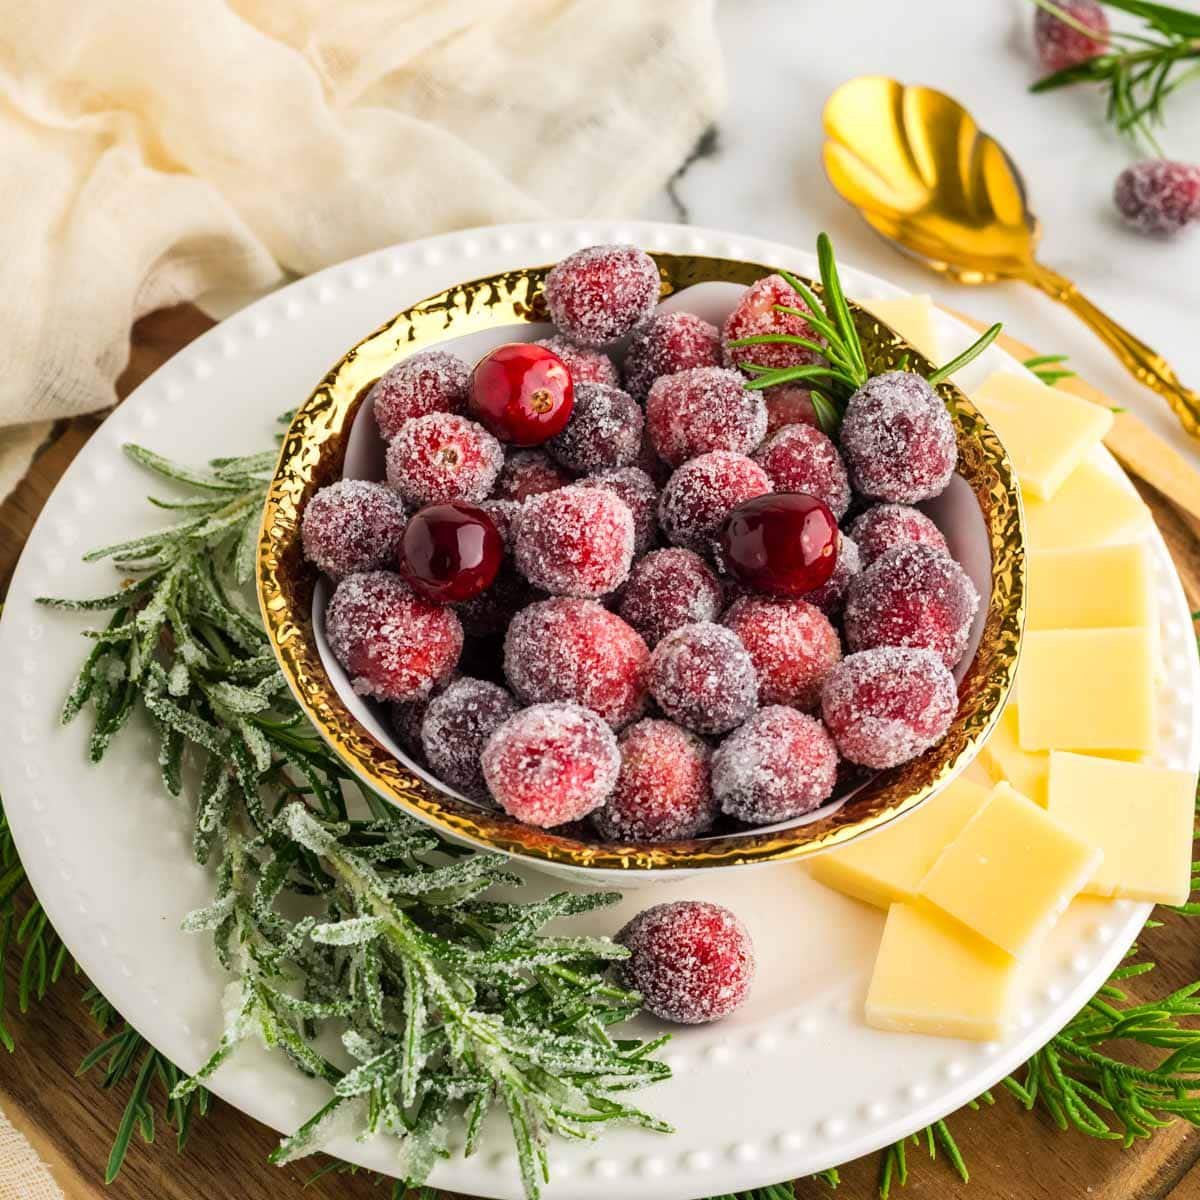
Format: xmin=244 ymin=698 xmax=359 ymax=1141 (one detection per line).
xmin=123 ymin=444 xmax=245 ymax=492
xmin=816 ymin=233 xmax=867 ymax=383
xmin=927 ymin=323 xmax=1003 ymax=387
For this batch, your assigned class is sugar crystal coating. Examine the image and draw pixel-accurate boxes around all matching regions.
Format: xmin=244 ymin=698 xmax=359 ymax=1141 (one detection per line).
xmin=1034 ymin=0 xmax=1108 ymax=72
xmin=646 ymin=621 xmax=758 ymax=735
xmin=503 ymin=597 xmax=649 ymax=728
xmin=849 ymin=504 xmax=948 ymax=568
xmin=533 ymin=335 xmax=619 ymax=387
xmin=623 ymin=312 xmax=722 ymax=402
xmin=618 ymin=547 xmax=722 ymax=647
xmin=481 ymin=702 xmax=620 ymax=826
xmin=804 ymin=532 xmax=861 ymax=616
xmin=325 ymin=571 xmax=462 ymax=702
xmin=712 ymin=707 xmax=838 ymax=824
xmin=821 ymin=647 xmax=957 ymax=769
xmin=646 ymin=366 xmax=768 ymax=467
xmin=369 ymin=350 xmax=471 ymax=442
xmin=840 ymin=371 xmax=956 ymax=503
xmin=753 ymin=423 xmax=851 ymax=518
xmin=722 ymin=274 xmax=824 ymax=374
xmin=658 ymin=451 xmax=772 ymax=558
xmin=385 ymin=413 xmax=503 ymax=507
xmin=301 ymin=479 xmax=406 ymax=580
xmin=1114 ymin=160 xmax=1200 ymax=236
xmin=764 ymin=384 xmax=820 ymax=435
xmin=722 ymin=595 xmax=841 ymax=709
xmin=515 ymin=485 xmax=635 ymax=597
xmin=547 ymin=382 xmax=643 ymax=473
xmin=493 ymin=449 xmax=572 ymax=502
xmin=543 ymin=245 xmax=660 ymax=347
xmin=592 ymin=719 xmax=715 ymax=842
xmin=420 ymin=677 xmax=518 ymax=802
xmin=577 ymin=467 xmax=659 ymax=555
xmin=616 ymin=900 xmax=754 ymax=1024
xmin=478 ymin=498 xmax=523 ymax=550
xmin=844 ymin=543 xmax=980 ymax=668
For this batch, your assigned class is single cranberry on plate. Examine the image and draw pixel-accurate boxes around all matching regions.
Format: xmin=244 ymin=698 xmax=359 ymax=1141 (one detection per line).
xmin=616 ymin=900 xmax=755 ymax=1024
xmin=592 ymin=719 xmax=716 ymax=842
xmin=481 ymin=701 xmax=620 ymax=827
xmin=470 ymin=343 xmax=574 ymax=446
xmin=399 ymin=501 xmax=504 ymax=604
xmin=719 ymin=492 xmax=839 ymax=597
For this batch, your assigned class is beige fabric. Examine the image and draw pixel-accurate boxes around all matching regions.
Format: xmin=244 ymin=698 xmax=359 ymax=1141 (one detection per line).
xmin=0 ymin=0 xmax=724 ymax=499
xmin=0 ymin=1105 xmax=63 ymax=1200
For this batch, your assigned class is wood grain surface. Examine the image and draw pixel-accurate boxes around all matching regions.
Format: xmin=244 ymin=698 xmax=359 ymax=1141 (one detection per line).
xmin=1 ymin=305 xmax=1199 ymax=1200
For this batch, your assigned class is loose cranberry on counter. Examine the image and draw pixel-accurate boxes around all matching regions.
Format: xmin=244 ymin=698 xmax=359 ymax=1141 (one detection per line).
xmin=399 ymin=501 xmax=503 ymax=604
xmin=1114 ymin=160 xmax=1200 ymax=236
xmin=470 ymin=343 xmax=574 ymax=446
xmin=1034 ymin=0 xmax=1108 ymax=73
xmin=719 ymin=492 xmax=839 ymax=597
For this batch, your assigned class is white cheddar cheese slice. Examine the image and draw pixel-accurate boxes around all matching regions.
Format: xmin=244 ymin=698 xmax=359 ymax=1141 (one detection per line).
xmin=919 ymin=783 xmax=1102 ymax=959
xmin=1026 ymin=542 xmax=1155 ymax=633
xmin=1047 ymin=752 xmax=1195 ymax=905
xmin=1022 ymin=462 xmax=1152 ymax=551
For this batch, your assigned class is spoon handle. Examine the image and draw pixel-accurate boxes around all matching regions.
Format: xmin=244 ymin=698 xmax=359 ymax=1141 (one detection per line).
xmin=1027 ymin=263 xmax=1200 ymax=440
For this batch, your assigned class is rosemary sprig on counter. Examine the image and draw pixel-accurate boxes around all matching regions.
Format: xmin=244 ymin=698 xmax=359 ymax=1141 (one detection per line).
xmin=37 ymin=430 xmax=671 ymax=1199
xmin=1031 ymin=0 xmax=1200 ymax=152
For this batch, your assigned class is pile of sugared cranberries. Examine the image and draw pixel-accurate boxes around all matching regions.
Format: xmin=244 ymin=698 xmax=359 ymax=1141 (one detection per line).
xmin=304 ymin=244 xmax=977 ymax=844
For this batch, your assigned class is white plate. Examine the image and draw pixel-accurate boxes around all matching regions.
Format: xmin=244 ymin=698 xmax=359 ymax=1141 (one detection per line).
xmin=1 ymin=221 xmax=1196 ymax=1200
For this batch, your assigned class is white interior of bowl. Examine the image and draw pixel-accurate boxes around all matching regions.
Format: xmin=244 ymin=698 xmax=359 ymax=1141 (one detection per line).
xmin=312 ymin=280 xmax=995 ymax=838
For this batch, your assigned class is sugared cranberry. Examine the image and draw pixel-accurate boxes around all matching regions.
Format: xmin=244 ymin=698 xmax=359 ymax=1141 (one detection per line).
xmin=722 ymin=596 xmax=841 ymax=709
xmin=301 ymin=479 xmax=406 ymax=580
xmin=623 ymin=312 xmax=722 ymax=401
xmin=1034 ymin=0 xmax=1108 ymax=72
xmin=615 ymin=900 xmax=754 ymax=1024
xmin=844 ymin=543 xmax=980 ymax=668
xmin=722 ymin=274 xmax=823 ymax=374
xmin=515 ymin=486 xmax=634 ymax=598
xmin=753 ymin=424 xmax=851 ymax=518
xmin=481 ymin=702 xmax=620 ymax=826
xmin=454 ymin=560 xmax=535 ymax=638
xmin=805 ymin=532 xmax=861 ymax=616
xmin=470 ymin=343 xmax=574 ymax=446
xmin=659 ymin=451 xmax=772 ymax=558
xmin=618 ymin=548 xmax=722 ymax=647
xmin=647 ymin=622 xmax=758 ymax=735
xmin=399 ymin=501 xmax=503 ymax=604
xmin=369 ymin=350 xmax=470 ymax=442
xmin=592 ymin=720 xmax=715 ymax=842
xmin=492 ymin=449 xmax=572 ymax=502
xmin=533 ymin=335 xmax=619 ymax=387
xmin=764 ymin=384 xmax=820 ymax=436
xmin=646 ymin=367 xmax=767 ymax=467
xmin=478 ymin=498 xmax=523 ymax=550
xmin=1114 ymin=160 xmax=1200 ymax=235
xmin=547 ymin=382 xmax=643 ymax=472
xmin=385 ymin=413 xmax=502 ymax=507
xmin=421 ymin=677 xmax=518 ymax=802
xmin=840 ymin=371 xmax=956 ymax=503
xmin=578 ymin=467 xmax=659 ymax=555
xmin=325 ymin=572 xmax=462 ymax=702
xmin=503 ymin=597 xmax=649 ymax=728
xmin=821 ymin=647 xmax=957 ymax=769
xmin=543 ymin=245 xmax=660 ymax=346
xmin=719 ymin=493 xmax=839 ymax=597
xmin=712 ymin=707 xmax=838 ymax=824
xmin=849 ymin=504 xmax=949 ymax=568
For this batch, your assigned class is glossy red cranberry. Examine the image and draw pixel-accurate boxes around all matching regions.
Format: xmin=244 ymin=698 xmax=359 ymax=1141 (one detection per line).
xmin=400 ymin=501 xmax=503 ymax=603
xmin=719 ymin=493 xmax=839 ymax=597
xmin=469 ymin=343 xmax=574 ymax=446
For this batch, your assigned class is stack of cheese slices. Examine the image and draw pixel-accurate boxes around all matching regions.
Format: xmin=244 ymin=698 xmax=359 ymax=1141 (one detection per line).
xmin=807 ymin=296 xmax=1196 ymax=1041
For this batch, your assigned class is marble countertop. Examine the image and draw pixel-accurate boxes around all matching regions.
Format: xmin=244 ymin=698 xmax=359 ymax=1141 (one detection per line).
xmin=642 ymin=0 xmax=1200 ymax=462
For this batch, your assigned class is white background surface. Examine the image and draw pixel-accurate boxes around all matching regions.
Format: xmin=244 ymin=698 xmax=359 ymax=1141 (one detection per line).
xmin=641 ymin=0 xmax=1200 ymax=464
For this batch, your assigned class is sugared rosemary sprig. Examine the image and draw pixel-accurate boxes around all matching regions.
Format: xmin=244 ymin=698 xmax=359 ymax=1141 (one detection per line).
xmin=1031 ymin=0 xmax=1200 ymax=153
xmin=38 ymin=430 xmax=671 ymax=1198
xmin=725 ymin=233 xmax=1001 ymax=435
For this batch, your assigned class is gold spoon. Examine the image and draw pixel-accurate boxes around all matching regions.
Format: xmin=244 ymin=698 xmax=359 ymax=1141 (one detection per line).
xmin=822 ymin=75 xmax=1200 ymax=440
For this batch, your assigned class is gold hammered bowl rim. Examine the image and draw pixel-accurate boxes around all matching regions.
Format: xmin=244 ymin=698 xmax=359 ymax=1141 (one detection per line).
xmin=257 ymin=251 xmax=1025 ymax=871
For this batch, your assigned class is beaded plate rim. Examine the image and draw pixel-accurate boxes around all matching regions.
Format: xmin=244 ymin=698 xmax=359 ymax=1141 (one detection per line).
xmin=257 ymin=252 xmax=1026 ymax=870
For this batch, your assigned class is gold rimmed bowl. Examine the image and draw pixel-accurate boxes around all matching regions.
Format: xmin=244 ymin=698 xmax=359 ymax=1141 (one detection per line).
xmin=257 ymin=251 xmax=1025 ymax=885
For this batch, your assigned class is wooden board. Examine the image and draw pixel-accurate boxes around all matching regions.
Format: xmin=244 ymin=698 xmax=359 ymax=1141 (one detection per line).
xmin=2 ymin=306 xmax=1200 ymax=1200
